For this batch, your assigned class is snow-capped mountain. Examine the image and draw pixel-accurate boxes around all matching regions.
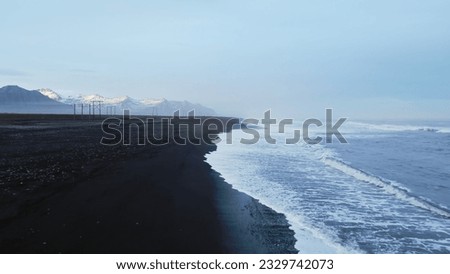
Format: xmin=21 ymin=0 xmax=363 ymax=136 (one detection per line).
xmin=37 ymin=88 xmax=216 ymax=116
xmin=38 ymin=88 xmax=62 ymax=101
xmin=0 ymin=86 xmax=72 ymax=114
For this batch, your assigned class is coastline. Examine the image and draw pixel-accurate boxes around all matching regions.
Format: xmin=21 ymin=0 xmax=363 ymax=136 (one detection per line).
xmin=210 ymin=167 xmax=298 ymax=253
xmin=0 ymin=114 xmax=297 ymax=253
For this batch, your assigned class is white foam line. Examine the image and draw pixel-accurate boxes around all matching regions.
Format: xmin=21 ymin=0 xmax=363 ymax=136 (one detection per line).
xmin=345 ymin=121 xmax=450 ymax=134
xmin=283 ymin=212 xmax=362 ymax=254
xmin=205 ymin=135 xmax=360 ymax=254
xmin=322 ymin=157 xmax=450 ymax=219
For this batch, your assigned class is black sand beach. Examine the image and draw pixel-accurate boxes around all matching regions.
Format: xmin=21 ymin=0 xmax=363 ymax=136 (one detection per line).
xmin=0 ymin=114 xmax=297 ymax=253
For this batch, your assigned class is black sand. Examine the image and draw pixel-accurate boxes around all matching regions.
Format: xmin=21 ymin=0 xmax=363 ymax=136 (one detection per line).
xmin=0 ymin=114 xmax=297 ymax=253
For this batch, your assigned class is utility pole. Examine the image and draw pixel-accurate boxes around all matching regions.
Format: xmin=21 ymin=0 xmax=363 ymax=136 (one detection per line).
xmin=91 ymin=100 xmax=103 ymax=119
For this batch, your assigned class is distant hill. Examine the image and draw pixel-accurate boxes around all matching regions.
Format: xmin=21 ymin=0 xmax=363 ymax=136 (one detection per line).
xmin=0 ymin=85 xmax=216 ymax=116
xmin=38 ymin=88 xmax=216 ymax=116
xmin=0 ymin=86 xmax=72 ymax=114
xmin=38 ymin=88 xmax=62 ymax=101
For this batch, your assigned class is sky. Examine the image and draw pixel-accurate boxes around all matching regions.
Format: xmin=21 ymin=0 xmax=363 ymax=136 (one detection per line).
xmin=1 ymin=0 xmax=450 ymax=120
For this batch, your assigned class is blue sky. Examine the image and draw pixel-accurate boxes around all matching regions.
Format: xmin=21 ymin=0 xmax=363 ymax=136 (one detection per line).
xmin=1 ymin=0 xmax=449 ymax=119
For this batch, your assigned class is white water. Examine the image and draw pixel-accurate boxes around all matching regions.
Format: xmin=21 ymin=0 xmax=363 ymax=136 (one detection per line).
xmin=206 ymin=123 xmax=450 ymax=253
xmin=321 ymin=157 xmax=450 ymax=219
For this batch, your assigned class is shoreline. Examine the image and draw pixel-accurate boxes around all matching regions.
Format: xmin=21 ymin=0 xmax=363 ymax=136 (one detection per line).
xmin=0 ymin=114 xmax=297 ymax=253
xmin=205 ymin=133 xmax=299 ymax=254
xmin=210 ymin=167 xmax=298 ymax=253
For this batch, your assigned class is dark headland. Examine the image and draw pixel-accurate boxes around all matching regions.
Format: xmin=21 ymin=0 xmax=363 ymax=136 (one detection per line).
xmin=0 ymin=114 xmax=297 ymax=253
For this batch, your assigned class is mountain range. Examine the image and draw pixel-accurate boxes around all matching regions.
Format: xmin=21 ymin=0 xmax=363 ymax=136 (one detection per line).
xmin=0 ymin=85 xmax=216 ymax=116
xmin=0 ymin=85 xmax=72 ymax=114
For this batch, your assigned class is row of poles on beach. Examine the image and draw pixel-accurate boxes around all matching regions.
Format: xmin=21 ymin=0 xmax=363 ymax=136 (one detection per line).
xmin=72 ymin=101 xmax=117 ymax=119
xmin=73 ymin=102 xmax=161 ymax=119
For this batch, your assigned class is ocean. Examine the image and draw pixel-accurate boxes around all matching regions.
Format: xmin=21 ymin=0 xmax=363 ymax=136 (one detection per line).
xmin=205 ymin=120 xmax=450 ymax=254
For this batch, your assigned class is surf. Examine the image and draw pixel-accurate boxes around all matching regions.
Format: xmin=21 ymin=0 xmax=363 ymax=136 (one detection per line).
xmin=321 ymin=157 xmax=450 ymax=219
